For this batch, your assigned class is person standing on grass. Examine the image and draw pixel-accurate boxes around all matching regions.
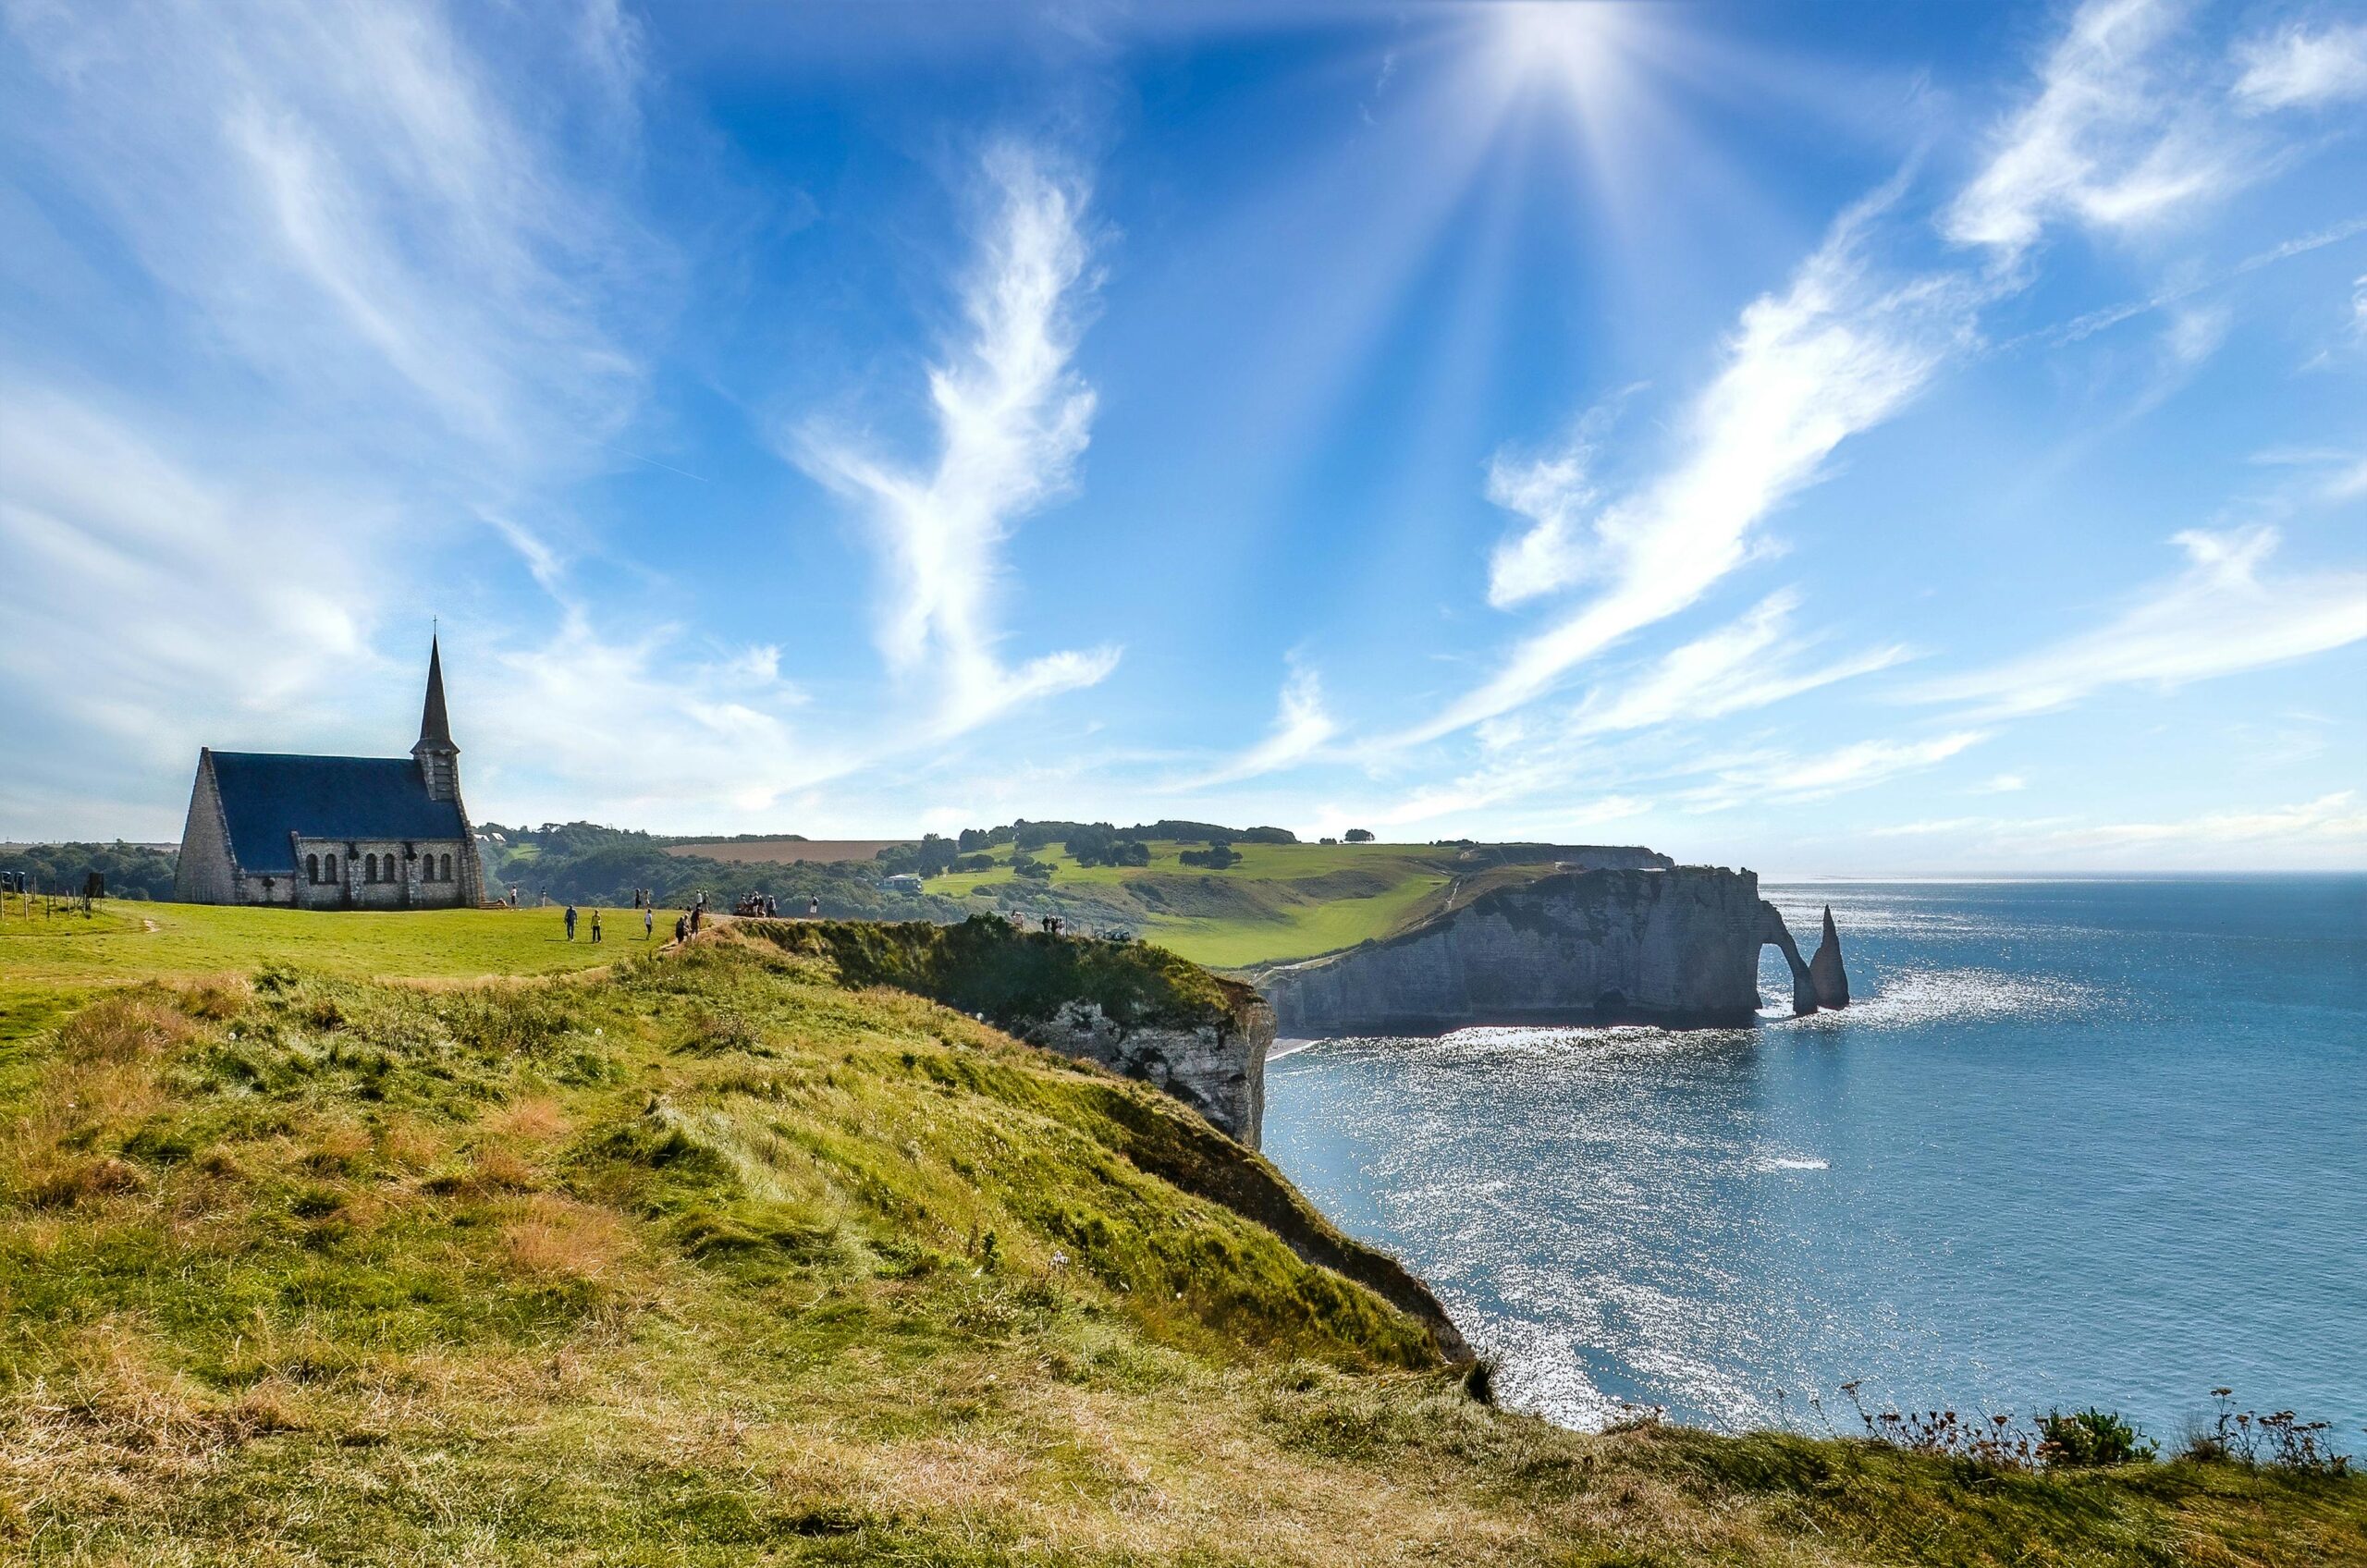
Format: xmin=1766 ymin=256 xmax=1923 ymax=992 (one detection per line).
xmin=564 ymin=903 xmax=578 ymax=941
xmin=644 ymin=905 xmax=655 ymax=940
xmin=591 ymin=910 xmax=603 ymax=944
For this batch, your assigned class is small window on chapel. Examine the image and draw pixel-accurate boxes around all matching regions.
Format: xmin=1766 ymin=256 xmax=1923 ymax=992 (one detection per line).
xmin=306 ymin=853 xmax=319 ymax=883
xmin=441 ymin=853 xmax=452 ymax=881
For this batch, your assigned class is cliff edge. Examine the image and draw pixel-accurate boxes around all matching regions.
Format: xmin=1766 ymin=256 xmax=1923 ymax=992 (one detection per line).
xmin=1259 ymin=864 xmax=1843 ymax=1035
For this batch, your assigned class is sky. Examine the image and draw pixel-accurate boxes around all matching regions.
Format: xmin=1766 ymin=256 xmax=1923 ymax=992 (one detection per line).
xmin=2 ymin=0 xmax=2363 ymax=875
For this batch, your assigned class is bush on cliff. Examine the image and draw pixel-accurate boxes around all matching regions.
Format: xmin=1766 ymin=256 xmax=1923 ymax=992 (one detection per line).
xmin=740 ymin=913 xmax=1247 ymax=1036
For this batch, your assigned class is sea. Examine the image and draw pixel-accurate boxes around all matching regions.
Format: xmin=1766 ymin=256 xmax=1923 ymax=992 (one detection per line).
xmin=1262 ymin=876 xmax=2367 ymax=1448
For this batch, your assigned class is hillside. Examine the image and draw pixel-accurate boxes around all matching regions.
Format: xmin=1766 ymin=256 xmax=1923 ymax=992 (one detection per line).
xmin=1 ymin=909 xmax=2361 ymax=1564
xmin=914 ymin=839 xmax=1465 ymax=969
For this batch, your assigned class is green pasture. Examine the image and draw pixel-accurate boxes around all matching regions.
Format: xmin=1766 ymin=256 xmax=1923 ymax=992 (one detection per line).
xmin=0 ymin=900 xmax=625 ymax=1043
xmin=924 ymin=839 xmax=1462 ymax=968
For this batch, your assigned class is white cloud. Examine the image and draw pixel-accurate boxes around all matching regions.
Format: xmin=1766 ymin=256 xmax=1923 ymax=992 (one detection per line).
xmin=3 ymin=0 xmax=656 ymax=481
xmin=0 ymin=388 xmax=380 ymax=763
xmin=0 ymin=0 xmax=681 ymax=836
xmin=1184 ymin=663 xmax=1339 ymax=789
xmin=1683 ymin=730 xmax=1989 ymax=812
xmin=1975 ymin=772 xmax=2029 ymax=793
xmin=796 ymin=142 xmax=1120 ymax=734
xmin=2164 ymin=303 xmax=2230 ymax=367
xmin=2234 ymin=20 xmax=2367 ymax=111
xmin=2035 ymin=791 xmax=2367 ymax=851
xmin=1402 ymin=188 xmax=1972 ymax=745
xmin=469 ymin=608 xmax=830 ymax=826
xmin=1944 ymin=0 xmax=2238 ymax=261
xmin=1909 ymin=527 xmax=2367 ymax=717
xmin=1570 ymin=590 xmax=1911 ymax=736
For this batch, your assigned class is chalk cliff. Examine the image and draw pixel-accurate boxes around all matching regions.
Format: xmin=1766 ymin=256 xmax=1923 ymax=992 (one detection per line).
xmin=1024 ymin=996 xmax=1271 ymax=1148
xmin=1259 ymin=864 xmax=1840 ymax=1036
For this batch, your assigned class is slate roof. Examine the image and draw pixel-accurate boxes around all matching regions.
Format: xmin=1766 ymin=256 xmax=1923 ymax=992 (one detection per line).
xmin=208 ymin=752 xmax=468 ymax=874
xmin=419 ymin=636 xmax=453 ymax=748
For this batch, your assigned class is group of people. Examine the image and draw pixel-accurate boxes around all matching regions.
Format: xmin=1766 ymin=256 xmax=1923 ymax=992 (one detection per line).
xmin=561 ymin=887 xmax=828 ymax=946
xmin=560 ymin=900 xmax=660 ymax=944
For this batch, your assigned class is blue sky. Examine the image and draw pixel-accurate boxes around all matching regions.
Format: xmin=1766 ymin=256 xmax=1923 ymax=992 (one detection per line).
xmin=3 ymin=0 xmax=2363 ymax=872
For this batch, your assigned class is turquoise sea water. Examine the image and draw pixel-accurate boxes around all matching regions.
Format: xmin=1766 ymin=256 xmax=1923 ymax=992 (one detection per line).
xmin=1262 ymin=876 xmax=2367 ymax=1445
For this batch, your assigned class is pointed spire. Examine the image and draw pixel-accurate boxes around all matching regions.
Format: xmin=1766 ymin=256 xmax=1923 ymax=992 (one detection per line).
xmin=418 ymin=635 xmax=454 ymax=749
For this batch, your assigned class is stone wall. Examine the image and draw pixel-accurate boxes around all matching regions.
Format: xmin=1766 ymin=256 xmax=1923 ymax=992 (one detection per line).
xmin=288 ymin=839 xmax=473 ymax=910
xmin=1261 ymin=864 xmax=1829 ymax=1035
xmin=170 ymin=753 xmax=235 ymax=905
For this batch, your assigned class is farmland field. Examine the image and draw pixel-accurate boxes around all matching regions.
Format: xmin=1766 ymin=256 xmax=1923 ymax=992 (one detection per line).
xmin=664 ymin=838 xmax=914 ymax=864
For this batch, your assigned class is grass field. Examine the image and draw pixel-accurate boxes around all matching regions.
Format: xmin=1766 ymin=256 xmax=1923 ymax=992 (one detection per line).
xmin=2 ymin=913 xmax=2357 ymax=1563
xmin=0 ymin=900 xmax=628 ymax=1044
xmin=926 ymin=840 xmax=1463 ymax=969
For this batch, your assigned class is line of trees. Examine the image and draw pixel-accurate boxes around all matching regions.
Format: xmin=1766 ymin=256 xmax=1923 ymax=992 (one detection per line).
xmin=0 ymin=841 xmax=179 ymax=900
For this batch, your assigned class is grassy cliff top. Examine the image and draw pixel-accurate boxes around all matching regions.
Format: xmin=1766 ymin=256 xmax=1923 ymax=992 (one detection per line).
xmin=1 ymin=911 xmax=2360 ymax=1564
xmin=741 ymin=915 xmax=1255 ymax=1035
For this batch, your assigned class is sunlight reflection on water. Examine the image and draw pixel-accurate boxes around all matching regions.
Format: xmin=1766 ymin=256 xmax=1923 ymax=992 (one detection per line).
xmin=1262 ymin=878 xmax=2367 ymax=1439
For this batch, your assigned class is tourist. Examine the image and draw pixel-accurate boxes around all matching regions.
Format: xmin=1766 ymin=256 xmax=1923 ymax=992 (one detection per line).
xmin=809 ymin=895 xmax=820 ymax=918
xmin=591 ymin=910 xmax=603 ymax=944
xmin=674 ymin=913 xmax=688 ymax=944
xmin=564 ymin=903 xmax=578 ymax=941
xmin=644 ymin=906 xmax=655 ymax=940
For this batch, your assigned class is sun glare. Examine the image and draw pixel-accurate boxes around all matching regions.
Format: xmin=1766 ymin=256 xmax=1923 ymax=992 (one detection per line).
xmin=1489 ymin=1 xmax=1640 ymax=103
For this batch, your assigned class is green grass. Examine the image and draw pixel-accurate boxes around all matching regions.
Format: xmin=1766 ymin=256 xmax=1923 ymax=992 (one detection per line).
xmin=925 ymin=840 xmax=1461 ymax=969
xmin=0 ymin=912 xmax=2359 ymax=1564
xmin=0 ymin=900 xmax=632 ymax=1043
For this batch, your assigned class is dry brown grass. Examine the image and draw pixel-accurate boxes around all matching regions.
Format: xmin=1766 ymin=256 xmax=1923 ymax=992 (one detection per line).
xmin=499 ymin=1194 xmax=634 ymax=1284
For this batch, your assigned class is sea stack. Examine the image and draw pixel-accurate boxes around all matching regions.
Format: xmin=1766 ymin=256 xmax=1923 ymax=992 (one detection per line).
xmin=1809 ymin=905 xmax=1850 ymax=1009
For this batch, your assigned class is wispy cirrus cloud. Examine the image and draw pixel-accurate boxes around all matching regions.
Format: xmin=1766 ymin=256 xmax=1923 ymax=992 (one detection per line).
xmin=1943 ymin=0 xmax=2238 ymax=262
xmin=1397 ymin=185 xmax=1974 ymax=747
xmin=2234 ymin=19 xmax=2367 ymax=112
xmin=1184 ymin=663 xmax=1339 ymax=790
xmin=0 ymin=0 xmax=681 ymax=838
xmin=2 ymin=0 xmax=657 ymax=479
xmin=1681 ymin=730 xmax=1990 ymax=813
xmin=1569 ymin=590 xmax=1911 ymax=737
xmin=796 ymin=142 xmax=1120 ymax=735
xmin=1908 ymin=527 xmax=2367 ymax=718
xmin=1868 ymin=792 xmax=2367 ymax=863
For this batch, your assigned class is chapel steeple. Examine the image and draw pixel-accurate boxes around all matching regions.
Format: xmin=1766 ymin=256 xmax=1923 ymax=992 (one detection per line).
xmin=413 ymin=635 xmax=460 ymax=802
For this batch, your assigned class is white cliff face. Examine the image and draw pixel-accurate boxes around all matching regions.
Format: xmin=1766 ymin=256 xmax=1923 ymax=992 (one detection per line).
xmin=1024 ymin=997 xmax=1272 ymax=1147
xmin=1261 ymin=865 xmax=1836 ymax=1035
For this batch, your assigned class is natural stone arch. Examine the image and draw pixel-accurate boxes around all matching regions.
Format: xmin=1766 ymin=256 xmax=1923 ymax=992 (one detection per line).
xmin=1757 ymin=900 xmax=1818 ymax=1016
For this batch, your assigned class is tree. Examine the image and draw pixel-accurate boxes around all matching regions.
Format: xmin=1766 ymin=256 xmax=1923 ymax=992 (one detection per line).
xmin=1344 ymin=828 xmax=1375 ymax=843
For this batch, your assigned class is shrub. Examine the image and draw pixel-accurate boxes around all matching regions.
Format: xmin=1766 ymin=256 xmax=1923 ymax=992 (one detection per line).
xmin=2038 ymin=1408 xmax=2153 ymax=1467
xmin=1178 ymin=845 xmax=1241 ymax=871
xmin=1343 ymin=828 xmax=1375 ymax=843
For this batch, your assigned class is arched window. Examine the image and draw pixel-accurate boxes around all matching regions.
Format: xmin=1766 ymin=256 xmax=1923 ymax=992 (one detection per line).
xmin=324 ymin=853 xmax=337 ymax=882
xmin=306 ymin=853 xmax=320 ymax=884
xmin=441 ymin=853 xmax=452 ymax=882
xmin=367 ymin=853 xmax=380 ymax=882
